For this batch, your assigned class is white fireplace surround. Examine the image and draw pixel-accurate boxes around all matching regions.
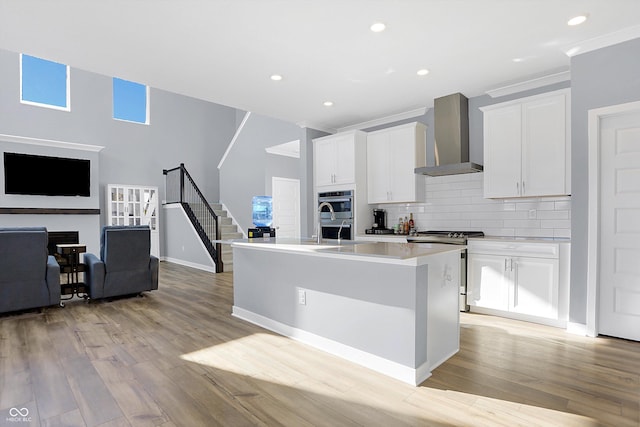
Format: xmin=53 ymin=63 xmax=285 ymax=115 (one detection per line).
xmin=0 ymin=133 xmax=104 ymax=255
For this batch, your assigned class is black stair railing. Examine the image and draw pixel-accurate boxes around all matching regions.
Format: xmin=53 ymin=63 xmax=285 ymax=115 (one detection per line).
xmin=163 ymin=163 xmax=223 ymax=273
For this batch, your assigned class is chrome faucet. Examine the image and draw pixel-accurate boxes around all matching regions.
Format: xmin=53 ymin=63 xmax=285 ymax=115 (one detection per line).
xmin=317 ymin=201 xmax=335 ymax=244
xmin=337 ymin=219 xmax=348 ymax=245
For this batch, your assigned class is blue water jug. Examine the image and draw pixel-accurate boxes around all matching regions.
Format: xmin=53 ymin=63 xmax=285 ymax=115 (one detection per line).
xmin=252 ymin=196 xmax=273 ymax=227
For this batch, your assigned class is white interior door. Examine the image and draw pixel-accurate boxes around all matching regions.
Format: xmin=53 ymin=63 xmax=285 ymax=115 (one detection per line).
xmin=598 ymin=108 xmax=640 ymax=341
xmin=272 ymin=177 xmax=300 ymax=239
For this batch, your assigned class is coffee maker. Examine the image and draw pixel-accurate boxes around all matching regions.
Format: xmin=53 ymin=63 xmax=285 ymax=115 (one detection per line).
xmin=373 ymin=209 xmax=386 ymax=229
xmin=365 ymin=209 xmax=394 ymax=234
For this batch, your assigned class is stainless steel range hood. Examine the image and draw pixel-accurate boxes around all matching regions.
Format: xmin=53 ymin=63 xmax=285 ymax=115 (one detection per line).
xmin=415 ymin=93 xmax=483 ymax=176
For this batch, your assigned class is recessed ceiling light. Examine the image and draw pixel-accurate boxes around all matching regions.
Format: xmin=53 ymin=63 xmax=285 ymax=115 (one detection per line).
xmin=567 ymin=14 xmax=588 ymax=26
xmin=512 ymin=58 xmax=524 ymax=63
xmin=417 ymin=68 xmax=430 ymax=76
xmin=270 ymin=74 xmax=283 ymax=81
xmin=323 ymin=101 xmax=334 ymax=107
xmin=370 ymin=22 xmax=386 ymax=33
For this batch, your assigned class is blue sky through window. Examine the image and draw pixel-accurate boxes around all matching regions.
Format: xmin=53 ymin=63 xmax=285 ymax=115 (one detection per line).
xmin=113 ymin=77 xmax=148 ymax=124
xmin=21 ymin=54 xmax=69 ymax=109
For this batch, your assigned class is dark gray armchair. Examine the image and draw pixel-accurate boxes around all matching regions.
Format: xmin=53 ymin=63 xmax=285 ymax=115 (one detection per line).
xmin=84 ymin=225 xmax=159 ymax=300
xmin=0 ymin=227 xmax=60 ymax=314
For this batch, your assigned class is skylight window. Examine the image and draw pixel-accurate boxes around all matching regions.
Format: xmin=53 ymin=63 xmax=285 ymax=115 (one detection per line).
xmin=20 ymin=54 xmax=70 ymax=111
xmin=113 ymin=77 xmax=149 ymax=124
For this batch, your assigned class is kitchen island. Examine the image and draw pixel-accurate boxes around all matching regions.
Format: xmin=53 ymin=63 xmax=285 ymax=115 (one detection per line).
xmin=231 ymin=239 xmax=463 ymax=386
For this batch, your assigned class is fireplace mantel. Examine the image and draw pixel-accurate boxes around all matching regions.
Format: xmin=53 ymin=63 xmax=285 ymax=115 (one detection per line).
xmin=0 ymin=133 xmax=104 ymax=152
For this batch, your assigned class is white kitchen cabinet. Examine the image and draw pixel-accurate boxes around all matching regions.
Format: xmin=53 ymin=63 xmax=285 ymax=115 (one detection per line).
xmin=481 ymin=89 xmax=570 ymax=198
xmin=313 ymin=130 xmax=365 ymax=188
xmin=106 ymin=184 xmax=159 ymax=257
xmin=467 ymin=252 xmax=510 ymax=311
xmin=366 ymin=122 xmax=426 ymax=204
xmin=467 ymin=239 xmax=569 ymax=327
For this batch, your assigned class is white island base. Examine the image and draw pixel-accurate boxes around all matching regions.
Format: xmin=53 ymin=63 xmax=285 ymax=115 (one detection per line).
xmin=231 ymin=240 xmax=462 ymax=386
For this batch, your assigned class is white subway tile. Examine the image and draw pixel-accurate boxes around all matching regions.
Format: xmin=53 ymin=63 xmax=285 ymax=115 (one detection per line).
xmin=514 ymin=228 xmax=553 ymax=238
xmin=540 ymin=219 xmax=571 ymax=229
xmin=537 ymin=210 xmax=569 ymax=220
xmin=554 ymin=200 xmax=572 ymax=210
xmin=375 ymin=173 xmax=571 ymax=238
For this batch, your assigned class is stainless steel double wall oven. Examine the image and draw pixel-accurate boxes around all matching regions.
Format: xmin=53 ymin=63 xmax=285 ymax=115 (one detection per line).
xmin=317 ymin=190 xmax=353 ymax=240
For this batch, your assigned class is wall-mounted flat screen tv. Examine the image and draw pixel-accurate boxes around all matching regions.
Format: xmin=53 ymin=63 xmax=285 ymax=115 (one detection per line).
xmin=4 ymin=152 xmax=90 ymax=197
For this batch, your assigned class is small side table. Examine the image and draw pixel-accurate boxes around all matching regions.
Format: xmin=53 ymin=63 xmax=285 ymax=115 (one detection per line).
xmin=56 ymin=243 xmax=88 ymax=306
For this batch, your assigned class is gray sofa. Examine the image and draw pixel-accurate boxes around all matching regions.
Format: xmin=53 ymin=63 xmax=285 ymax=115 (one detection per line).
xmin=0 ymin=227 xmax=61 ymax=314
xmin=84 ymin=225 xmax=159 ymax=300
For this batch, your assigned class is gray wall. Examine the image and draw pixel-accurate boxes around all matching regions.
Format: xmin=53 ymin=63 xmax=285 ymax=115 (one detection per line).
xmin=219 ymin=112 xmax=304 ymax=234
xmin=0 ymin=47 xmax=238 ymax=256
xmin=265 ymin=153 xmax=299 ymax=195
xmin=569 ymin=37 xmax=640 ymax=324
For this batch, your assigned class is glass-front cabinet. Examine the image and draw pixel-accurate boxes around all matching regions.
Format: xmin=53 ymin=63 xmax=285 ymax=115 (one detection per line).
xmin=106 ymin=184 xmax=159 ymax=257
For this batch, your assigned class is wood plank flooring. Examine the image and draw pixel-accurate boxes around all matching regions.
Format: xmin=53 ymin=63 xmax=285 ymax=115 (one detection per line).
xmin=1 ymin=261 xmax=638 ymax=426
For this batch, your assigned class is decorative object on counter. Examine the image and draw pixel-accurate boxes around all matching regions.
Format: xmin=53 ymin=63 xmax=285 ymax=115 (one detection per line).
xmin=250 ymin=196 xmax=276 ymax=239
xmin=409 ymin=213 xmax=415 ymax=234
xmin=252 ymin=196 xmax=272 ymax=227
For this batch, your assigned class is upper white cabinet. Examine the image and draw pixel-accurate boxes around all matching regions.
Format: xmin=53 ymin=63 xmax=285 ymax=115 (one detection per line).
xmin=481 ymin=89 xmax=571 ymax=198
xmin=106 ymin=184 xmax=159 ymax=257
xmin=366 ymin=122 xmax=426 ymax=204
xmin=313 ymin=130 xmax=366 ymax=188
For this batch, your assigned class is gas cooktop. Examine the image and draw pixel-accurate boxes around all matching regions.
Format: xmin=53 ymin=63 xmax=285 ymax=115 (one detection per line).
xmin=407 ymin=230 xmax=484 ymax=244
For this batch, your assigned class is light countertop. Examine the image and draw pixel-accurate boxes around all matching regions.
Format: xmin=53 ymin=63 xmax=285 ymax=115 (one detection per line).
xmin=471 ymin=236 xmax=571 ymax=244
xmin=230 ymin=238 xmax=463 ymax=265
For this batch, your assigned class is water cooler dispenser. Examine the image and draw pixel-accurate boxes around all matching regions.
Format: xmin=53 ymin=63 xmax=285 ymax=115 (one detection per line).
xmin=248 ymin=196 xmax=276 ymax=238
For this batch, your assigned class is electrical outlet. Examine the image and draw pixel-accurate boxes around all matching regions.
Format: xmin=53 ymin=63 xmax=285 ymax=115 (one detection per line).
xmin=528 ymin=209 xmax=537 ymax=219
xmin=298 ymin=289 xmax=306 ymax=305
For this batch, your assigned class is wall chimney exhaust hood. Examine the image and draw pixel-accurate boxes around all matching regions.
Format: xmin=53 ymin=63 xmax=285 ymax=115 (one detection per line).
xmin=415 ymin=92 xmax=483 ymax=176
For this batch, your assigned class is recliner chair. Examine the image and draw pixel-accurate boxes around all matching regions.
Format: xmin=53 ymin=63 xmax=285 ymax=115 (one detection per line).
xmin=84 ymin=225 xmax=159 ymax=300
xmin=0 ymin=227 xmax=61 ymax=314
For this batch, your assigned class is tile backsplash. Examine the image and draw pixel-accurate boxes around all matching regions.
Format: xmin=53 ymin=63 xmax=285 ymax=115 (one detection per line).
xmin=378 ymin=173 xmax=571 ymax=239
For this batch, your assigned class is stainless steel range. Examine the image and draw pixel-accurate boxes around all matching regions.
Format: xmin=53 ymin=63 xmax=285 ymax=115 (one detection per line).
xmin=407 ymin=230 xmax=484 ymax=312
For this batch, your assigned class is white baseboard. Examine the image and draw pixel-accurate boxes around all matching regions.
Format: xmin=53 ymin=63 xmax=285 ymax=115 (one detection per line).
xmin=162 ymin=257 xmax=217 ymax=273
xmin=232 ymin=306 xmax=430 ymax=386
xmin=566 ymin=322 xmax=590 ymax=337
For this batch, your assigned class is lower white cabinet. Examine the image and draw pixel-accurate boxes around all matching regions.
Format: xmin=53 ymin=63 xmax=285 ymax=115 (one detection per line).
xmin=467 ymin=239 xmax=570 ymax=327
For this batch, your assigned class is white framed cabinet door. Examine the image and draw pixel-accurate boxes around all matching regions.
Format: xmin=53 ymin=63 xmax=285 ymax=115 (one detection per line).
xmin=366 ymin=130 xmax=391 ymax=203
xmin=521 ymin=94 xmax=568 ymax=197
xmin=313 ymin=138 xmax=337 ymax=187
xmin=467 ymin=253 xmax=510 ymax=311
xmin=333 ymin=133 xmax=356 ymax=185
xmin=483 ymin=104 xmax=522 ymax=198
xmin=510 ymin=256 xmax=559 ymax=319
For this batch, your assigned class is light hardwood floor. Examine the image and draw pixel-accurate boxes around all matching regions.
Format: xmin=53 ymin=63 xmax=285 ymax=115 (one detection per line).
xmin=1 ymin=261 xmax=638 ymax=426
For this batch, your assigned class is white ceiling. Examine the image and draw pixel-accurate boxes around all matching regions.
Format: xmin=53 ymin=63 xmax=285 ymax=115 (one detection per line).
xmin=2 ymin=0 xmax=640 ymax=132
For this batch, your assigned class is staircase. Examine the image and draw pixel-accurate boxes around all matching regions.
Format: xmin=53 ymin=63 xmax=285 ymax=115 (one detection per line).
xmin=164 ymin=164 xmax=235 ymax=273
xmin=211 ymin=203 xmax=242 ymax=271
